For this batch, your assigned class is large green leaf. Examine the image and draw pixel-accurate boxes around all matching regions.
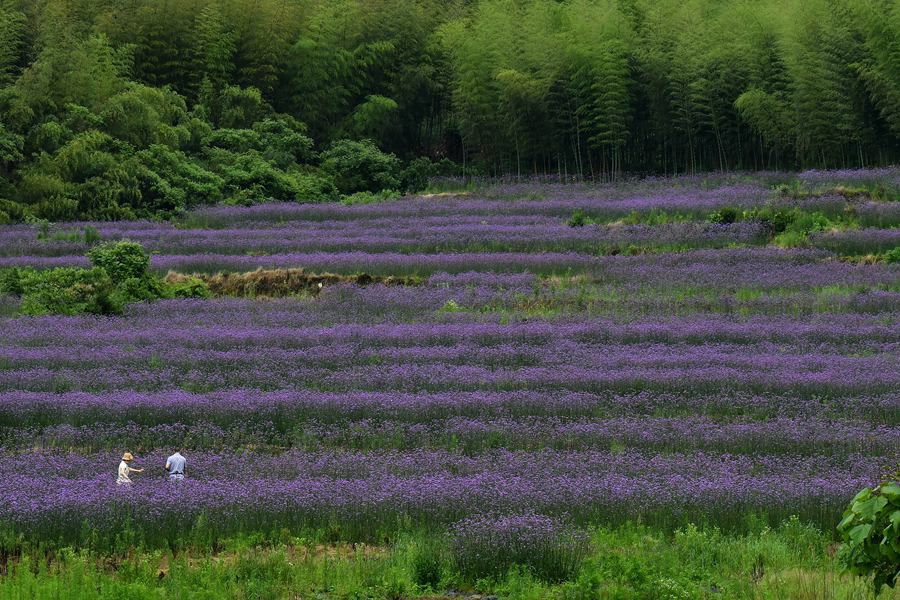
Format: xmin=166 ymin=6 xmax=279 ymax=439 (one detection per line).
xmin=851 ymin=488 xmax=873 ymax=504
xmin=838 ymin=512 xmax=856 ymax=531
xmin=880 ymin=483 xmax=900 ymax=502
xmin=853 ymin=496 xmax=889 ymax=521
xmin=849 ymin=524 xmax=873 ymax=546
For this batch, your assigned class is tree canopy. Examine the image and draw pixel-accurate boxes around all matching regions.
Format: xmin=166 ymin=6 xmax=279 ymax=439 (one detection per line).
xmin=1 ymin=0 xmax=900 ymax=220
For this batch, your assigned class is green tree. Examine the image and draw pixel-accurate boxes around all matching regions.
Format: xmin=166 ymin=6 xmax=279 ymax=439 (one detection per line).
xmin=0 ymin=0 xmax=26 ymax=86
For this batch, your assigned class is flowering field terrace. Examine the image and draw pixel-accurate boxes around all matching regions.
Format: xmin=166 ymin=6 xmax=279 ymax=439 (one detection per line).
xmin=0 ymin=173 xmax=898 ymax=552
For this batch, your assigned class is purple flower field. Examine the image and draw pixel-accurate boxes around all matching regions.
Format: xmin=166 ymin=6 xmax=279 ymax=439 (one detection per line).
xmin=0 ymin=176 xmax=898 ymax=548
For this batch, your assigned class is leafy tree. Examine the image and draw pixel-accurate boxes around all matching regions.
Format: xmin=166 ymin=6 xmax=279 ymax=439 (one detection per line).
xmin=0 ymin=124 xmax=23 ymax=175
xmin=191 ymin=2 xmax=236 ymax=96
xmin=347 ymin=95 xmax=399 ymax=143
xmin=253 ymin=116 xmax=315 ymax=168
xmin=100 ymin=84 xmax=189 ymax=149
xmin=0 ymin=0 xmax=26 ymax=86
xmin=320 ymin=139 xmax=401 ymax=194
xmin=16 ymin=34 xmax=129 ymax=115
xmin=838 ymin=479 xmax=900 ymax=590
xmin=87 ymin=240 xmax=150 ymax=283
xmin=853 ymin=0 xmax=900 ymax=138
xmin=130 ymin=144 xmax=224 ymax=211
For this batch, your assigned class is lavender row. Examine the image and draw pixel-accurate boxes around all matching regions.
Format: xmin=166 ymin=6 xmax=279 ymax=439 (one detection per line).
xmin=180 ymin=184 xmax=774 ymax=225
xmin=0 ymin=449 xmax=883 ymax=544
xmin=180 ymin=191 xmax=898 ymax=227
xmin=3 ymin=416 xmax=896 ymax=455
xmin=2 ymin=360 xmax=894 ymax=398
xmin=1 ymin=389 xmax=897 ymax=427
xmin=6 ymin=329 xmax=895 ymax=361
xmin=0 ymin=220 xmax=770 ymax=257
xmin=286 ymin=416 xmax=900 ymax=455
xmin=0 ymin=449 xmax=882 ymax=480
xmin=5 ymin=308 xmax=895 ymax=347
xmin=807 ymin=227 xmax=900 ymax=255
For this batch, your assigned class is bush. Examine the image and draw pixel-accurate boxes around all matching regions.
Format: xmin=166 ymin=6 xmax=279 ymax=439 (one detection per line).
xmin=113 ymin=275 xmax=166 ymax=304
xmin=837 ymin=479 xmax=900 ymax=590
xmin=0 ymin=267 xmax=25 ymax=295
xmin=208 ymin=149 xmax=305 ymax=202
xmin=884 ymin=246 xmax=900 ymax=264
xmin=568 ymin=209 xmax=590 ymax=227
xmin=410 ymin=537 xmax=446 ymax=590
xmin=165 ymin=275 xmax=212 ymax=299
xmin=751 ymin=207 xmax=795 ymax=234
xmin=708 ymin=206 xmax=740 ymax=224
xmin=340 ymin=189 xmax=400 ymax=205
xmin=400 ymin=157 xmax=436 ymax=193
xmin=253 ymin=116 xmax=315 ymax=167
xmin=132 ymin=145 xmax=224 ymax=212
xmin=4 ymin=242 xmax=166 ymax=316
xmin=18 ymin=267 xmax=121 ymax=315
xmin=448 ymin=513 xmax=591 ymax=583
xmin=320 ymin=139 xmax=401 ymax=194
xmin=87 ymin=240 xmax=150 ymax=283
xmin=294 ymin=173 xmax=338 ymax=203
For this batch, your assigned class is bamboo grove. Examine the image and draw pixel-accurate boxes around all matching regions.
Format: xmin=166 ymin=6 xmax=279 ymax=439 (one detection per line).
xmin=1 ymin=0 xmax=900 ymax=214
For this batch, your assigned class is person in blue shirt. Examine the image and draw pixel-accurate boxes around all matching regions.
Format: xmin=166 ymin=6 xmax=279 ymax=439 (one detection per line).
xmin=165 ymin=451 xmax=186 ymax=481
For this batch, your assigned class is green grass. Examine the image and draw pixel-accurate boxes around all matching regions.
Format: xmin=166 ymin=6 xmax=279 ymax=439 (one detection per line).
xmin=2 ymin=522 xmax=898 ymax=599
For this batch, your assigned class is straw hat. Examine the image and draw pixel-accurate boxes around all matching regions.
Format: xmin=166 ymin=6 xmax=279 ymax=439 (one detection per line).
xmin=122 ymin=452 xmax=134 ymax=461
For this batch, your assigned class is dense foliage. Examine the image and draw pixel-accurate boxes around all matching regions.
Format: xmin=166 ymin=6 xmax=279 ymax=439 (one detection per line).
xmin=0 ymin=240 xmax=209 ymax=314
xmin=838 ymin=478 xmax=900 ymax=590
xmin=2 ymin=0 xmax=900 ymax=220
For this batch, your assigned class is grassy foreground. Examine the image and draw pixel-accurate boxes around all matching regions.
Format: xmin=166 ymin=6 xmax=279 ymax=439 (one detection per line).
xmin=2 ymin=522 xmax=897 ymax=600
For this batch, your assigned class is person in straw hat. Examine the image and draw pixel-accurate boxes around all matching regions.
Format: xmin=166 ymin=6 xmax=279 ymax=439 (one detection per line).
xmin=117 ymin=452 xmax=144 ymax=485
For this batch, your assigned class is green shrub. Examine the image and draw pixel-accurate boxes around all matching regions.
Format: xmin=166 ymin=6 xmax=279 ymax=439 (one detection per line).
xmin=340 ymin=189 xmax=400 ymax=205
xmin=0 ymin=267 xmax=26 ymax=294
xmin=294 ymin=173 xmax=338 ymax=203
xmin=87 ymin=240 xmax=150 ymax=283
xmin=751 ymin=207 xmax=795 ymax=234
xmin=320 ymin=139 xmax=401 ymax=194
xmin=18 ymin=267 xmax=121 ymax=315
xmin=131 ymin=144 xmax=224 ymax=212
xmin=208 ymin=149 xmax=305 ymax=201
xmin=165 ymin=276 xmax=212 ymax=299
xmin=837 ymin=479 xmax=900 ymax=590
xmin=708 ymin=206 xmax=740 ymax=224
xmin=568 ymin=209 xmax=590 ymax=227
xmin=0 ymin=198 xmax=29 ymax=221
xmin=113 ymin=275 xmax=166 ymax=304
xmin=400 ymin=157 xmax=436 ymax=193
xmin=410 ymin=537 xmax=446 ymax=590
xmin=773 ymin=229 xmax=809 ymax=248
xmin=884 ymin=246 xmax=900 ymax=264
xmin=83 ymin=225 xmax=101 ymax=245
xmin=253 ymin=116 xmax=315 ymax=167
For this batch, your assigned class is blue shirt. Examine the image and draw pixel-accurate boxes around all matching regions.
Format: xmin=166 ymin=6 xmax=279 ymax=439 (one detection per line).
xmin=166 ymin=452 xmax=186 ymax=475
